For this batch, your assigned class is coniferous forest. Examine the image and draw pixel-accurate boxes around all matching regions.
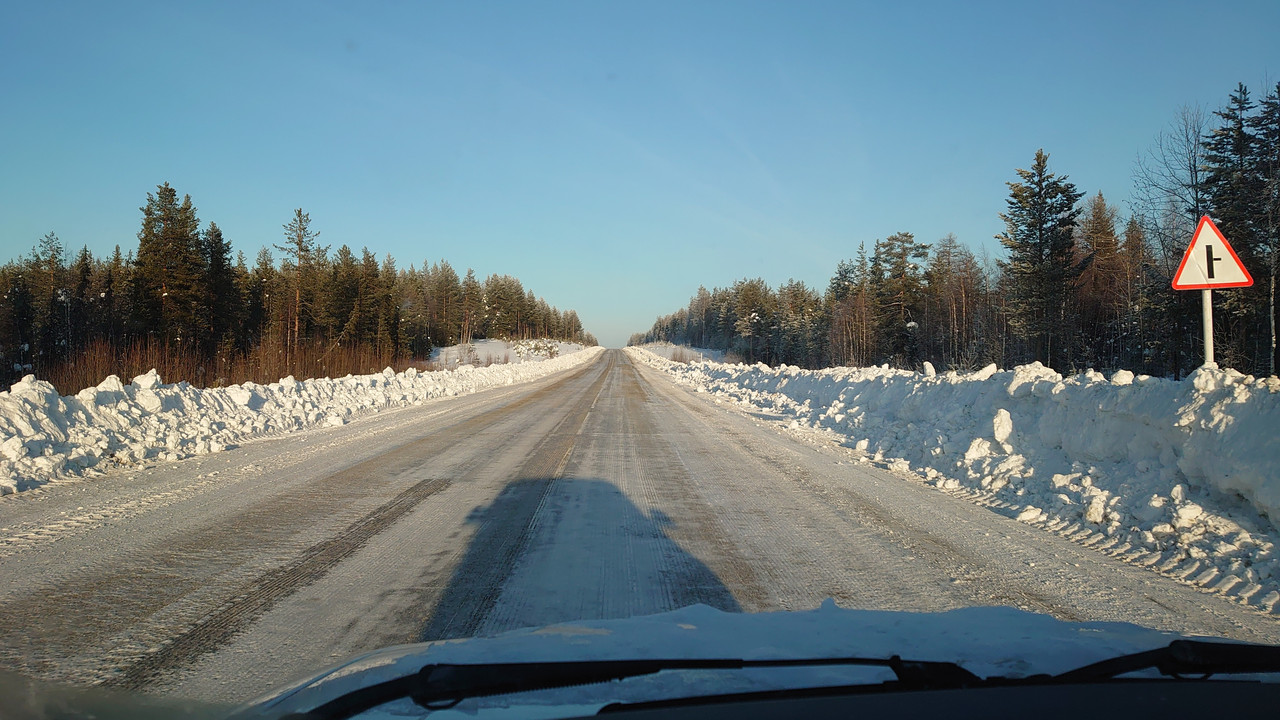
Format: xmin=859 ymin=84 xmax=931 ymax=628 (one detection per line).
xmin=0 ymin=187 xmax=596 ymax=394
xmin=633 ymin=82 xmax=1280 ymax=379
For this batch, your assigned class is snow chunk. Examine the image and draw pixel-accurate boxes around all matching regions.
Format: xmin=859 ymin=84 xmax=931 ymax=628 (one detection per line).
xmin=1085 ymin=497 xmax=1107 ymax=525
xmin=132 ymin=369 xmax=161 ymax=389
xmin=1 ymin=436 xmax=28 ymax=460
xmin=993 ymin=409 xmax=1013 ymax=446
xmin=1175 ymin=503 xmax=1204 ymax=529
xmin=1016 ymin=506 xmax=1046 ymax=523
xmin=971 ymin=364 xmax=998 ymax=381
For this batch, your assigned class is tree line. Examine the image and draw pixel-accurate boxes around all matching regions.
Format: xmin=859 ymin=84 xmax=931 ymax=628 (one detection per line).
xmin=633 ymin=81 xmax=1280 ymax=378
xmin=1 ymin=184 xmax=596 ymax=390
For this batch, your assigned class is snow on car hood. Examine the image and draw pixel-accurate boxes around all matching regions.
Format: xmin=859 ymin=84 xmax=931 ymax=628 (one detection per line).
xmin=237 ymin=601 xmax=1185 ymax=718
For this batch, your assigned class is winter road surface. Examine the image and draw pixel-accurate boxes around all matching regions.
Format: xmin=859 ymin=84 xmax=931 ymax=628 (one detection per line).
xmin=1 ymin=349 xmax=1278 ymax=703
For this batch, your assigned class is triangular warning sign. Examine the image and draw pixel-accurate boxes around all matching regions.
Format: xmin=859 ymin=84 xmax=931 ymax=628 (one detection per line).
xmin=1172 ymin=215 xmax=1253 ymax=290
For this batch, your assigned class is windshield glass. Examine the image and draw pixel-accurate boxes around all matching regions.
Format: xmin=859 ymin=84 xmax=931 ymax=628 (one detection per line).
xmin=2 ymin=2 xmax=1280 ymax=718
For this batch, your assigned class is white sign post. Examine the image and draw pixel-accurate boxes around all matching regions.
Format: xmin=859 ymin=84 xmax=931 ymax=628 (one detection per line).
xmin=1171 ymin=215 xmax=1254 ymax=366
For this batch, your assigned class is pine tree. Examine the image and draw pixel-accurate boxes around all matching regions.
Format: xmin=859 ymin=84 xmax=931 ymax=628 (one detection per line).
xmin=274 ymin=209 xmax=324 ymax=362
xmin=874 ymin=231 xmax=929 ymax=366
xmin=731 ymin=278 xmax=773 ymax=363
xmin=688 ymin=286 xmax=712 ymax=347
xmin=996 ymin=149 xmax=1084 ymax=369
xmin=459 ymin=269 xmax=483 ymax=343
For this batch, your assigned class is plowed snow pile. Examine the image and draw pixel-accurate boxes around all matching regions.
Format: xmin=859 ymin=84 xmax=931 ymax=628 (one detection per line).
xmin=628 ymin=346 xmax=1280 ymax=614
xmin=0 ymin=346 xmax=603 ymax=495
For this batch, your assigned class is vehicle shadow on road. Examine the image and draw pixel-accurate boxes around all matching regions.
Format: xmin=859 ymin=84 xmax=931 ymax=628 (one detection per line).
xmin=418 ymin=478 xmax=740 ymax=641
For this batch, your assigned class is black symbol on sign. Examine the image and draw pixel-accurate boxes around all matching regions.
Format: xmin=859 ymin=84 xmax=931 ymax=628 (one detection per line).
xmin=1205 ymin=244 xmax=1221 ymax=279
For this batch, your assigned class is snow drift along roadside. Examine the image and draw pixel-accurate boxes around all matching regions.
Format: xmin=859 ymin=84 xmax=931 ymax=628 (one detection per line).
xmin=627 ymin=346 xmax=1280 ymax=614
xmin=0 ymin=346 xmax=604 ymax=495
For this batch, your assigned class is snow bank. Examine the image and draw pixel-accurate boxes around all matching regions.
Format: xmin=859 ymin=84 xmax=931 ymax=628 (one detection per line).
xmin=627 ymin=348 xmax=1280 ymax=613
xmin=431 ymin=339 xmax=587 ymax=367
xmin=0 ymin=346 xmax=604 ymax=495
xmin=635 ymin=342 xmax=726 ymax=363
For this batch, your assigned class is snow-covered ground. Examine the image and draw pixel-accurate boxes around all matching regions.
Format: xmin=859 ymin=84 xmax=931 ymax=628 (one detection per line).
xmin=430 ymin=339 xmax=587 ymax=368
xmin=0 ymin=344 xmax=603 ymax=496
xmin=626 ymin=347 xmax=1280 ymax=615
xmin=635 ymin=341 xmax=726 ymax=363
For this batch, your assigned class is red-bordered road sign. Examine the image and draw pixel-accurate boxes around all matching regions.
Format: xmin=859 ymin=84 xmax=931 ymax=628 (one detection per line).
xmin=1172 ymin=215 xmax=1254 ymax=290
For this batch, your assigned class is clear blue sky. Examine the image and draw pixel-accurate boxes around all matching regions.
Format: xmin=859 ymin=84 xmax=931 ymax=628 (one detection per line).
xmin=3 ymin=1 xmax=1278 ymax=347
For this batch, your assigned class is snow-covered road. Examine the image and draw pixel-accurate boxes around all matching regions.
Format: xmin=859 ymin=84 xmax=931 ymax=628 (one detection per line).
xmin=1 ymin=349 xmax=1277 ymax=705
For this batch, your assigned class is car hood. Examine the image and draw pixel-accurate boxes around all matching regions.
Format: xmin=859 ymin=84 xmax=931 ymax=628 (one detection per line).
xmin=235 ymin=601 xmax=1187 ymax=718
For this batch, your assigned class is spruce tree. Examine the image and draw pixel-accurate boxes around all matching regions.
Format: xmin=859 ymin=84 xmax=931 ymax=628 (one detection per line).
xmin=1203 ymin=83 xmax=1265 ymax=371
xmin=2 ymin=267 xmax=35 ymax=377
xmin=202 ymin=223 xmax=240 ymax=353
xmin=1076 ymin=192 xmax=1124 ymax=366
xmin=103 ymin=246 xmax=127 ymax=345
xmin=377 ymin=254 xmax=401 ymax=355
xmin=134 ymin=183 xmax=205 ymax=347
xmin=328 ymin=245 xmax=362 ymax=344
xmin=430 ymin=261 xmax=462 ymax=345
xmin=31 ymin=232 xmax=68 ymax=364
xmin=996 ymin=149 xmax=1084 ymax=369
xmin=69 ymin=246 xmax=93 ymax=354
xmin=1251 ymin=82 xmax=1280 ymax=374
xmin=1203 ymin=84 xmax=1261 ymax=260
xmin=244 ymin=248 xmax=278 ymax=350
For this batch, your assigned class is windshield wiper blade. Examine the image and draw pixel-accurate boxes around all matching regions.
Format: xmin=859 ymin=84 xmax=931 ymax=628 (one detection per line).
xmin=1053 ymin=639 xmax=1280 ymax=682
xmin=597 ymin=641 xmax=1280 ymax=715
xmin=287 ymin=655 xmax=980 ymax=720
xmin=284 ymin=640 xmax=1280 ymax=720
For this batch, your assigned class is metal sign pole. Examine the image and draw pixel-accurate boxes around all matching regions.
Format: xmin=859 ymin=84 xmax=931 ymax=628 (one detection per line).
xmin=1202 ymin=288 xmax=1214 ymax=366
xmin=1172 ymin=216 xmax=1252 ymax=369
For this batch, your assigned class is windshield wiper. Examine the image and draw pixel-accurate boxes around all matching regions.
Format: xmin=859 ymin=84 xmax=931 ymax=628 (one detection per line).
xmin=284 ymin=655 xmax=979 ymax=720
xmin=282 ymin=640 xmax=1280 ymax=720
xmin=598 ymin=640 xmax=1280 ymax=714
xmin=1053 ymin=639 xmax=1280 ymax=682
